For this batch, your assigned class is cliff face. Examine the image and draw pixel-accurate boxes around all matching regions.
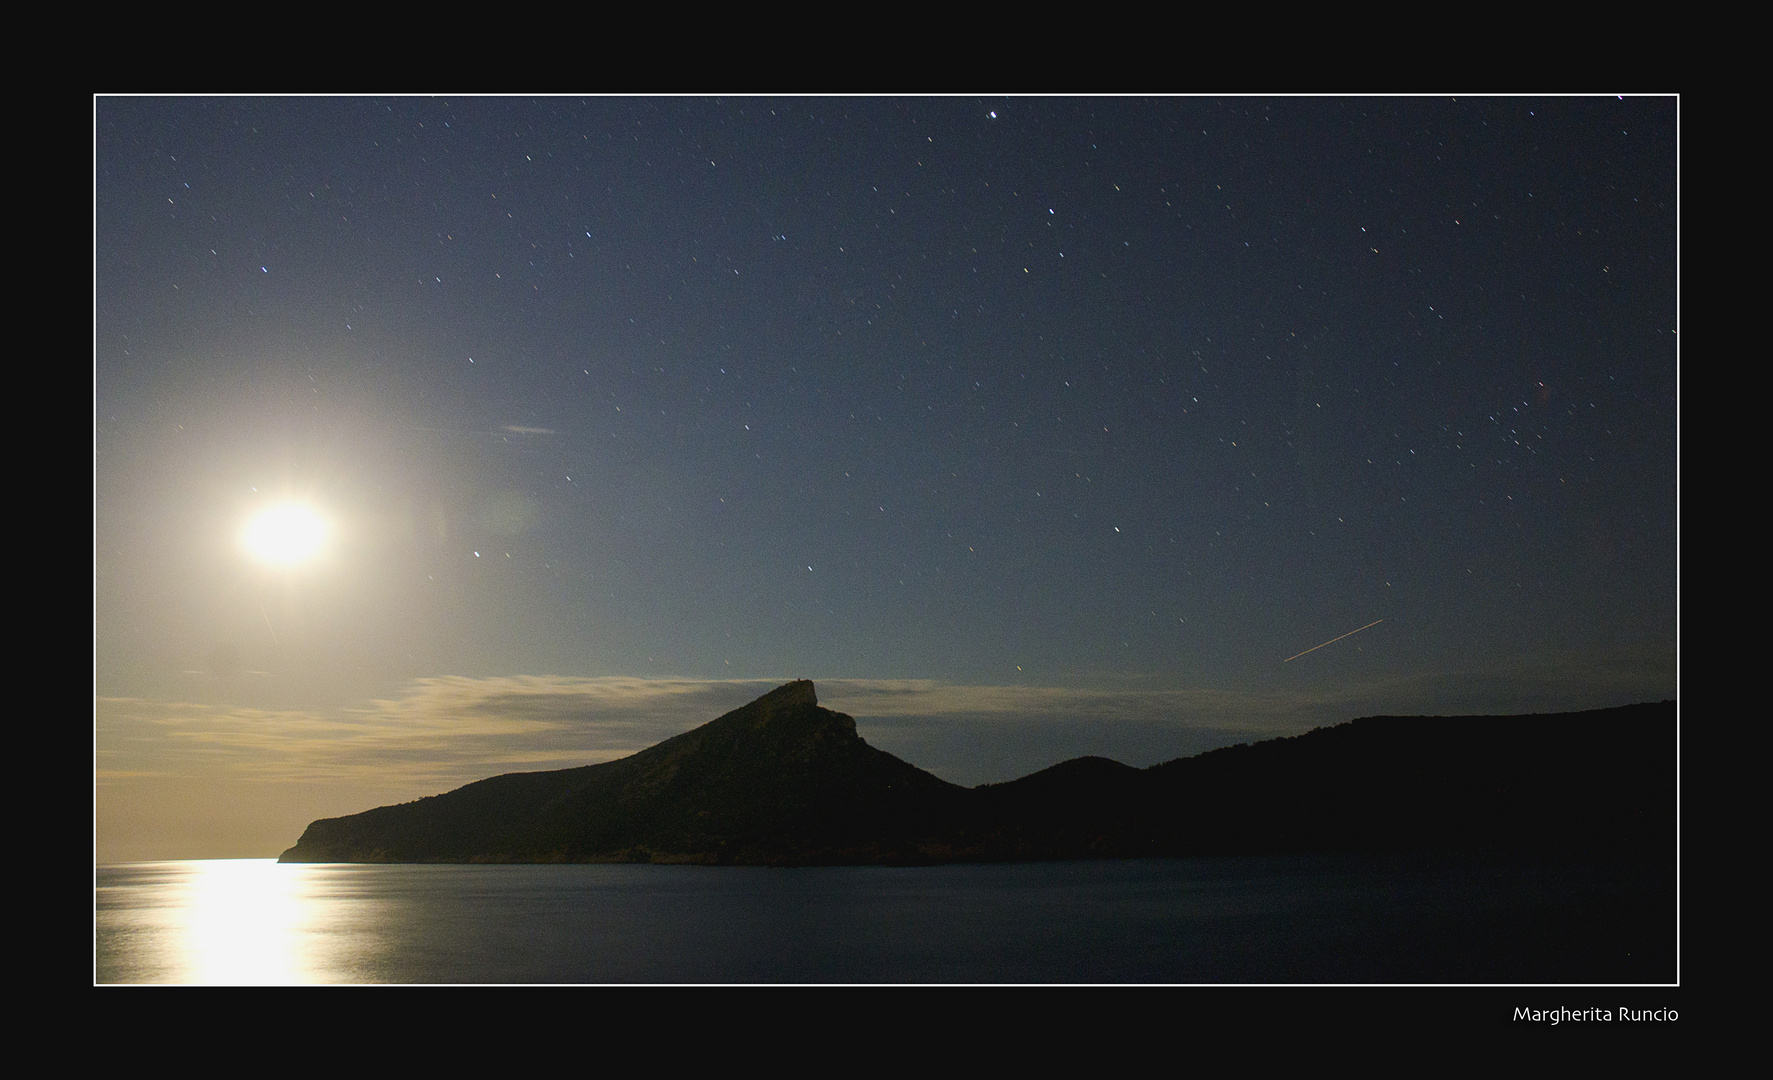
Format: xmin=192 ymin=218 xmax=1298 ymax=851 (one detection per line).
xmin=280 ymin=684 xmax=1675 ymax=866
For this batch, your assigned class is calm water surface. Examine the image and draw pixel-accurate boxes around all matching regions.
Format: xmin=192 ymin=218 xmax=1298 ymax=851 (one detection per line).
xmin=94 ymin=854 xmax=1672 ymax=984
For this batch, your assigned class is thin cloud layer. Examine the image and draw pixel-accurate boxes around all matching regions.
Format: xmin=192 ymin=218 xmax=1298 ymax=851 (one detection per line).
xmin=821 ymin=680 xmax=1312 ymax=729
xmin=97 ymin=678 xmax=775 ymax=792
xmin=99 ymin=661 xmax=1668 ymax=794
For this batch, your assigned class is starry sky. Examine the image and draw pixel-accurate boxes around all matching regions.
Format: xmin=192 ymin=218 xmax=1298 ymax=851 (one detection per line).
xmin=95 ymin=96 xmax=1678 ymax=861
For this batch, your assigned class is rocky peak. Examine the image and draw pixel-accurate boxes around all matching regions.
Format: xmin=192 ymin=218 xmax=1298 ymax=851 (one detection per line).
xmin=758 ymin=679 xmax=817 ymax=708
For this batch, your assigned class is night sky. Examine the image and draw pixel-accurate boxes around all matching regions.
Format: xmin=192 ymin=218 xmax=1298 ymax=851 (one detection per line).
xmin=95 ymin=97 xmax=1677 ymax=860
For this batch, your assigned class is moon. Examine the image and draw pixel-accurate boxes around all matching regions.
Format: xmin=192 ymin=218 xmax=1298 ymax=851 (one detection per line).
xmin=240 ymin=503 xmax=330 ymax=566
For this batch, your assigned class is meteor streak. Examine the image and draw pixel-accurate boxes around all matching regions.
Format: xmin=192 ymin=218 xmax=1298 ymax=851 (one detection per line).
xmin=1284 ymin=619 xmax=1384 ymax=662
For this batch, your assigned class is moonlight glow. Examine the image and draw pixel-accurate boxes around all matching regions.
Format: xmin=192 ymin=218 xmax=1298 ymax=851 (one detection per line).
xmin=241 ymin=503 xmax=330 ymax=566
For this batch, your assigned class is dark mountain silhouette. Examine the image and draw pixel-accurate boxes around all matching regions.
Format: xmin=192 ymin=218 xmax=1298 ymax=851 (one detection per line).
xmin=280 ymin=681 xmax=969 ymax=864
xmin=279 ymin=681 xmax=1673 ymax=866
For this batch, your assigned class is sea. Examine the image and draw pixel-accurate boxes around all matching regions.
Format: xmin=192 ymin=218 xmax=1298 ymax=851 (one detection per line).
xmin=94 ymin=852 xmax=1674 ymax=984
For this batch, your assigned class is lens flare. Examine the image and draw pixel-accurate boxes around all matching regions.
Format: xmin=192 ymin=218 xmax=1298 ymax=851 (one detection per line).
xmin=241 ymin=503 xmax=330 ymax=566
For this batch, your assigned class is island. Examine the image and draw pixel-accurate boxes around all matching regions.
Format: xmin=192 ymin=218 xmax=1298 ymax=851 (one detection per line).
xmin=281 ymin=680 xmax=1675 ymax=868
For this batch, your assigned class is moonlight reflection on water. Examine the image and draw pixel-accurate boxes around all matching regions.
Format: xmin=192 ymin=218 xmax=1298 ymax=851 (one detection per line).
xmin=96 ymin=860 xmax=390 ymax=984
xmin=96 ymin=854 xmax=1672 ymax=984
